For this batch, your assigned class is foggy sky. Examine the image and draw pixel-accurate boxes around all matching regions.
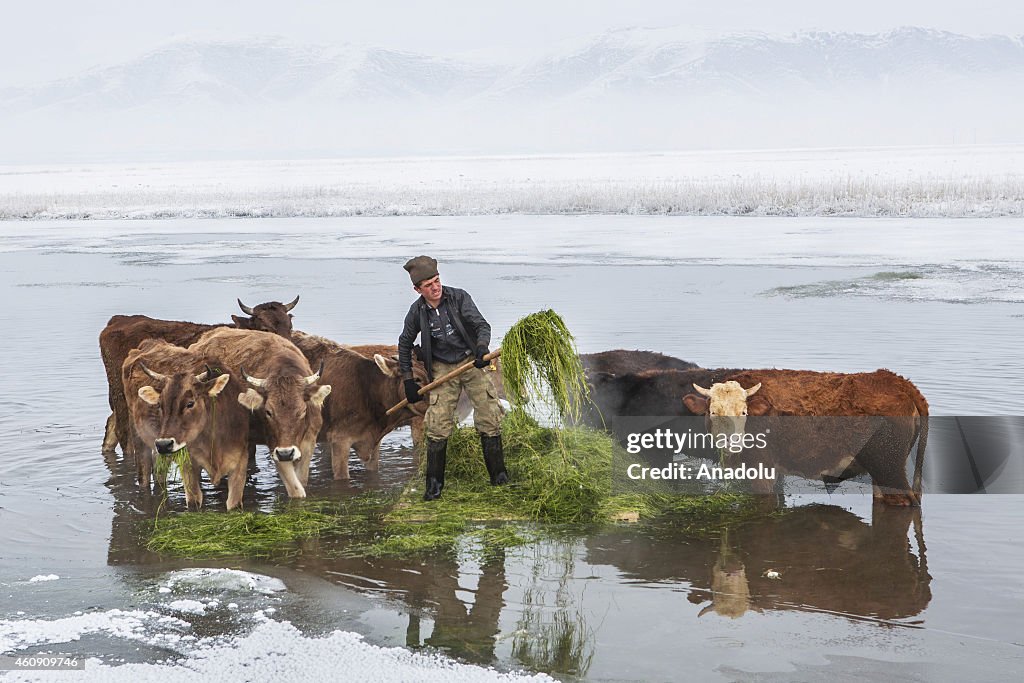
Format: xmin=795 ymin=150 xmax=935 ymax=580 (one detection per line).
xmin=3 ymin=0 xmax=1023 ymax=86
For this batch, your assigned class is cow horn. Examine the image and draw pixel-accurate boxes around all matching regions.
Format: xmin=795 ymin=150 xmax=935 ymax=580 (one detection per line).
xmin=284 ymin=295 xmax=300 ymax=312
xmin=138 ymin=362 xmax=167 ymax=382
xmin=237 ymin=298 xmax=255 ymax=315
xmin=304 ymin=360 xmax=324 ymax=385
xmin=693 ymin=383 xmax=712 ymax=397
xmin=195 ymin=364 xmax=218 ymax=382
xmin=241 ymin=365 xmax=267 ymax=388
xmin=744 ymin=382 xmax=762 ymax=397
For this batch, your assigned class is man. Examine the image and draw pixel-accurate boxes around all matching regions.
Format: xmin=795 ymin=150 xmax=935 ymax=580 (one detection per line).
xmin=398 ymin=255 xmax=508 ymax=500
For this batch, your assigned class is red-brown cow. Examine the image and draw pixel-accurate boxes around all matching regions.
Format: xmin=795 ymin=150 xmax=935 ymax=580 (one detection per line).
xmin=122 ymin=339 xmax=250 ymax=508
xmin=292 ymin=332 xmax=429 ymax=479
xmin=682 ymin=369 xmax=929 ymax=506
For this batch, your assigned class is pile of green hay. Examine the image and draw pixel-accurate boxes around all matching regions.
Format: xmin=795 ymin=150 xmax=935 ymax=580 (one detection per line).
xmin=500 ymin=308 xmax=589 ymax=422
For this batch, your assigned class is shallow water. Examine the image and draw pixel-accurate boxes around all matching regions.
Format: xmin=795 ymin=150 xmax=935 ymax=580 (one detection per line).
xmin=0 ymin=216 xmax=1022 ymax=680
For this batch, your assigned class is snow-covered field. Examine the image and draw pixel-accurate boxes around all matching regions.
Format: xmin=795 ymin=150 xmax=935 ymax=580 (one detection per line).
xmin=1 ymin=145 xmax=1021 ymax=219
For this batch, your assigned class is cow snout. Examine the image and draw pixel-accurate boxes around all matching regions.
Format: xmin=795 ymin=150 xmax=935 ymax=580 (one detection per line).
xmin=155 ymin=438 xmax=178 ymax=455
xmin=274 ymin=446 xmax=300 ymax=462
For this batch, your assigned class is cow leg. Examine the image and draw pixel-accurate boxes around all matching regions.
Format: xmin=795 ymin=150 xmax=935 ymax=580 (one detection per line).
xmin=330 ymin=434 xmax=355 ymax=480
xmin=101 ymin=413 xmax=119 ymax=454
xmin=184 ymin=463 xmax=204 ymax=509
xmin=410 ymin=417 xmax=425 ymax=450
xmin=750 ymin=471 xmax=782 ymax=510
xmin=295 ymin=452 xmax=312 ymax=488
xmin=226 ymin=460 xmax=247 ymax=510
xmin=861 ymin=421 xmax=919 ymax=506
xmin=131 ymin=432 xmax=153 ymax=490
xmin=274 ymin=460 xmax=307 ymax=498
xmin=356 ymin=440 xmax=382 ymax=472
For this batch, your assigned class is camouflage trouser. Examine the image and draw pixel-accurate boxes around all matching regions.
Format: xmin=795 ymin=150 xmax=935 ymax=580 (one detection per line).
xmin=425 ymin=358 xmax=502 ymax=440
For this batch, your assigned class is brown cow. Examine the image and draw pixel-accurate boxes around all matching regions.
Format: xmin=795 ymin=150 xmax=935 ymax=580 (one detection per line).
xmin=344 ymin=342 xmax=507 ymax=451
xmin=188 ymin=328 xmax=330 ymax=499
xmin=292 ymin=332 xmax=429 ymax=479
xmin=122 ymin=339 xmax=250 ymax=508
xmin=682 ymin=369 xmax=929 ymax=506
xmin=99 ymin=296 xmax=299 ymax=468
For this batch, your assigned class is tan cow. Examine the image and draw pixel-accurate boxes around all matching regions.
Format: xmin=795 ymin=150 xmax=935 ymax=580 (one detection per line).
xmin=188 ymin=328 xmax=330 ymax=499
xmin=122 ymin=339 xmax=250 ymax=509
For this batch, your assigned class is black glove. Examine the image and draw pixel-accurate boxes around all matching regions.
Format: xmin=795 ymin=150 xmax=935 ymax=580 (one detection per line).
xmin=404 ymin=379 xmax=424 ymax=404
xmin=474 ymin=345 xmax=490 ymax=369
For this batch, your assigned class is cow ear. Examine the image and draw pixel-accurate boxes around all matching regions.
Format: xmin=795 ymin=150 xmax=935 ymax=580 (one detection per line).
xmin=139 ymin=386 xmax=160 ymax=405
xmin=373 ymin=354 xmax=398 ymax=377
xmin=238 ymin=388 xmax=264 ymax=411
xmin=747 ymin=395 xmax=772 ymax=416
xmin=589 ymin=371 xmax=615 ymax=385
xmin=310 ymin=384 xmax=331 ymax=407
xmin=682 ymin=393 xmax=708 ymax=415
xmin=208 ymin=373 xmax=231 ymax=397
xmin=230 ymin=315 xmax=250 ymax=329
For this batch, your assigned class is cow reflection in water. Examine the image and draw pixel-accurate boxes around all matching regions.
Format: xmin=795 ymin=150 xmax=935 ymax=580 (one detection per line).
xmin=587 ymin=504 xmax=930 ymax=622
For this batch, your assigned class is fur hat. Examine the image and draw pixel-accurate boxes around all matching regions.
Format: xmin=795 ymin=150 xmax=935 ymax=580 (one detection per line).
xmin=404 ymin=255 xmax=439 ymax=285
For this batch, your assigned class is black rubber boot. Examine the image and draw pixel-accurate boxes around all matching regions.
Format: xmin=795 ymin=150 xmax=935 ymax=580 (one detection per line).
xmin=423 ymin=438 xmax=448 ymax=501
xmin=480 ymin=434 xmax=509 ymax=485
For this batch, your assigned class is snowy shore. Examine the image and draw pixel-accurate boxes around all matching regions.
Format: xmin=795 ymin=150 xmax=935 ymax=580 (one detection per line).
xmin=1 ymin=145 xmax=1021 ymax=220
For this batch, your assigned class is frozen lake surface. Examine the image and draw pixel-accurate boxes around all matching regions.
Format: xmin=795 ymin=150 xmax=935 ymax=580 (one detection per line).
xmin=0 ymin=215 xmax=1022 ymax=680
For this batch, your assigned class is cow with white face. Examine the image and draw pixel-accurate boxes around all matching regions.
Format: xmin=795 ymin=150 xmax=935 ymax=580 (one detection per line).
xmin=682 ymin=370 xmax=928 ymax=506
xmin=188 ymin=328 xmax=331 ymax=499
xmin=684 ymin=380 xmax=764 ymax=445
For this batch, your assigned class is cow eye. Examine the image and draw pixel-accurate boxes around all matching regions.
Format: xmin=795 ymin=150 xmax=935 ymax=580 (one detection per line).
xmin=742 ymin=409 xmax=748 ymax=416
xmin=265 ymin=409 xmax=273 ymax=418
xmin=186 ymin=400 xmax=195 ymax=409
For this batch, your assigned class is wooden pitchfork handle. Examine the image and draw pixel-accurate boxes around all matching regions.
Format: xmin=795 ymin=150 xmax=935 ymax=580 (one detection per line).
xmin=386 ymin=348 xmax=501 ymax=416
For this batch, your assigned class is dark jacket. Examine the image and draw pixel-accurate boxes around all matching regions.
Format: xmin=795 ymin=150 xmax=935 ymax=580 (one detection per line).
xmin=399 ymin=286 xmax=491 ymax=381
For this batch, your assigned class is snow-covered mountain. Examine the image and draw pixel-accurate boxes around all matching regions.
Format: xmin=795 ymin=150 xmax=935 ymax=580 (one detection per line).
xmin=1 ymin=27 xmax=1021 ymax=160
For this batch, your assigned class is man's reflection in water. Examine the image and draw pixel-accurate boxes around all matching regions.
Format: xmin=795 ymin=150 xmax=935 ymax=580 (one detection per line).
xmin=404 ymin=548 xmax=507 ymax=664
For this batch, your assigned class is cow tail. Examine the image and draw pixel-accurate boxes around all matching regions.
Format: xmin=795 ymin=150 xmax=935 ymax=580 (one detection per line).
xmin=910 ymin=387 xmax=929 ymax=497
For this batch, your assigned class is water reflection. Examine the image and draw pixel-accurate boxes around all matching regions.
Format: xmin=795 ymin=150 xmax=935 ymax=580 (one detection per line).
xmin=587 ymin=504 xmax=931 ymax=623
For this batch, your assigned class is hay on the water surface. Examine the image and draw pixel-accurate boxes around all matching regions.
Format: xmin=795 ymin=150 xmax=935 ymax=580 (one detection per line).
xmin=500 ymin=309 xmax=589 ymax=422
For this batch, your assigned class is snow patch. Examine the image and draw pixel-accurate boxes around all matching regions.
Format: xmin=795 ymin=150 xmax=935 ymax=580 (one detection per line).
xmin=3 ymin=619 xmax=553 ymax=682
xmin=160 ymin=568 xmax=286 ymax=595
xmin=27 ymin=575 xmax=59 ymax=583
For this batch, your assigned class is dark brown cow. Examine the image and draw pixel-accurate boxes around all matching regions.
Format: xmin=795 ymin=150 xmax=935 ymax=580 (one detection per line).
xmin=122 ymin=339 xmax=250 ymax=508
xmin=291 ymin=332 xmax=428 ymax=479
xmin=577 ymin=367 xmax=744 ymax=434
xmin=580 ymin=349 xmax=698 ymax=376
xmin=682 ymin=369 xmax=929 ymax=506
xmin=99 ymin=296 xmax=299 ymax=466
xmin=188 ymin=328 xmax=330 ymax=499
